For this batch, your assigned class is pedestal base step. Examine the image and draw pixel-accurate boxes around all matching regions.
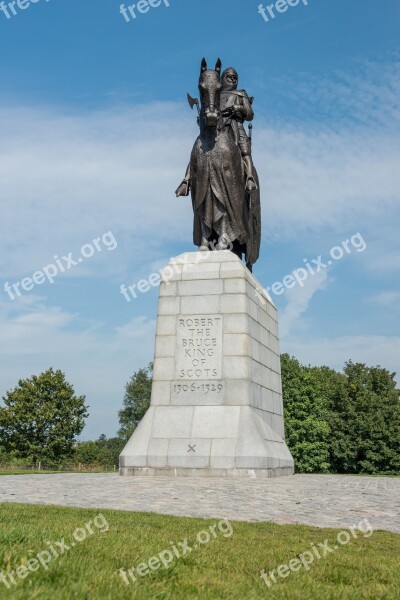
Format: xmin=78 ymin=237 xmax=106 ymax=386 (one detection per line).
xmin=119 ymin=405 xmax=294 ymax=477
xmin=120 ymin=466 xmax=294 ymax=478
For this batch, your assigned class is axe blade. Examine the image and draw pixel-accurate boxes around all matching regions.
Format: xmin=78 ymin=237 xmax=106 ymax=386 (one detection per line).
xmin=187 ymin=93 xmax=200 ymax=113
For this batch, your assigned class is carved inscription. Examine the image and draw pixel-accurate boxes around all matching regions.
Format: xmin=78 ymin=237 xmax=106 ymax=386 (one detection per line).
xmin=176 ymin=315 xmax=222 ymax=379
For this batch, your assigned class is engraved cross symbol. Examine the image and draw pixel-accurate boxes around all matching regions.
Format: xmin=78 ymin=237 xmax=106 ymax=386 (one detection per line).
xmin=187 ymin=444 xmax=197 ymax=453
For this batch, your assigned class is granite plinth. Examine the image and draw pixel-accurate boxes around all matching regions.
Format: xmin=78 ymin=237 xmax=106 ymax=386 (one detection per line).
xmin=120 ymin=251 xmax=294 ymax=477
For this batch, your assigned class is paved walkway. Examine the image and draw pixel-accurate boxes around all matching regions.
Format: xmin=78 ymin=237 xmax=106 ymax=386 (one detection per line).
xmin=0 ymin=474 xmax=399 ymax=533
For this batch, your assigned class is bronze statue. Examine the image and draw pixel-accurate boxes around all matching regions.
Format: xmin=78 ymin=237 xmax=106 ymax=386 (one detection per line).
xmin=176 ymin=58 xmax=261 ymax=271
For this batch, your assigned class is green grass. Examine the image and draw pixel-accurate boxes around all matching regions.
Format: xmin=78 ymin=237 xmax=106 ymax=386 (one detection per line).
xmin=0 ymin=471 xmax=62 ymax=476
xmin=0 ymin=504 xmax=398 ymax=599
xmin=0 ymin=470 xmax=112 ymax=476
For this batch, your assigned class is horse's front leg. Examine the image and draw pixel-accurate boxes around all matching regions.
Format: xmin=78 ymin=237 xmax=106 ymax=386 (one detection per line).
xmin=199 ymin=218 xmax=210 ymax=251
xmin=216 ymin=217 xmax=230 ymax=250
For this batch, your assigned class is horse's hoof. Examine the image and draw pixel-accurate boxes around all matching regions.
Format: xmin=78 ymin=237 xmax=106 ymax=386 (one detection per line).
xmin=199 ymin=245 xmax=209 ymax=252
xmin=216 ymin=236 xmax=229 ymax=251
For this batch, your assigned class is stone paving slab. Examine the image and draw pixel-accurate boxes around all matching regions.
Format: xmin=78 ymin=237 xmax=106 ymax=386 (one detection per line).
xmin=0 ymin=474 xmax=399 ymax=533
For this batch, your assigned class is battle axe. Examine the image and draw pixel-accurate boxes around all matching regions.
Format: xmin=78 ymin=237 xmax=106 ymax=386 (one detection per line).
xmin=187 ymin=93 xmax=200 ymax=115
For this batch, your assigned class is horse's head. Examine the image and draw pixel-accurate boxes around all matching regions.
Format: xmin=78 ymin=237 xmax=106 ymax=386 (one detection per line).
xmin=198 ymin=57 xmax=222 ymax=128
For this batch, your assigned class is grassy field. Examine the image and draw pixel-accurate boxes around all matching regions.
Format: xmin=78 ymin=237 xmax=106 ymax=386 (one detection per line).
xmin=0 ymin=471 xmax=63 ymax=476
xmin=0 ymin=470 xmax=112 ymax=476
xmin=0 ymin=504 xmax=398 ymax=599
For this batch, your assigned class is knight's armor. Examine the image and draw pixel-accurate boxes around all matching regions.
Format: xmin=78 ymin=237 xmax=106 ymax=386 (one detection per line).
xmin=221 ymin=89 xmax=253 ymax=155
xmin=220 ymin=88 xmax=257 ymax=192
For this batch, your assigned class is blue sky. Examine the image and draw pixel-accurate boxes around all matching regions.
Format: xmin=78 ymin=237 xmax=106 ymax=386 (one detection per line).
xmin=0 ymin=0 xmax=399 ymax=439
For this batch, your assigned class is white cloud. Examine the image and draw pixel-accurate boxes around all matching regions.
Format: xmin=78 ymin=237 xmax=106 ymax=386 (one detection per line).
xmin=367 ymin=250 xmax=400 ymax=274
xmin=0 ymin=296 xmax=156 ymax=438
xmin=279 ymin=269 xmax=330 ymax=337
xmin=0 ymin=103 xmax=197 ymax=280
xmin=368 ymin=291 xmax=400 ymax=307
xmin=282 ymin=335 xmax=400 ymax=380
xmin=0 ymin=60 xmax=399 ymax=281
xmin=256 ymin=125 xmax=399 ymax=242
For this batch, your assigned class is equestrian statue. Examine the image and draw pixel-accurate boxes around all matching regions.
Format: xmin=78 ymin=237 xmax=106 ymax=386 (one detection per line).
xmin=175 ymin=58 xmax=261 ymax=271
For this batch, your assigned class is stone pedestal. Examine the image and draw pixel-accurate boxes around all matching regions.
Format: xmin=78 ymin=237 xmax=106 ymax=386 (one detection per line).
xmin=120 ymin=251 xmax=294 ymax=477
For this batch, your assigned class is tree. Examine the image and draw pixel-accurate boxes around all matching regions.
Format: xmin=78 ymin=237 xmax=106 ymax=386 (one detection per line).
xmin=97 ymin=435 xmax=125 ymax=466
xmin=118 ymin=364 xmax=153 ymax=440
xmin=328 ymin=362 xmax=400 ymax=475
xmin=281 ymin=354 xmax=337 ymax=473
xmin=115 ymin=357 xmax=400 ymax=475
xmin=0 ymin=368 xmax=88 ymax=463
xmin=74 ymin=435 xmax=125 ymax=468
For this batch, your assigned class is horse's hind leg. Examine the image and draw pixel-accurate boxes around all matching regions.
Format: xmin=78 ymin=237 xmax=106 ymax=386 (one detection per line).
xmin=231 ymin=239 xmax=243 ymax=261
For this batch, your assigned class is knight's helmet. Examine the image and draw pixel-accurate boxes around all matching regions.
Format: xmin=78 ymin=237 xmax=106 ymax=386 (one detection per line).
xmin=221 ymin=67 xmax=239 ymax=91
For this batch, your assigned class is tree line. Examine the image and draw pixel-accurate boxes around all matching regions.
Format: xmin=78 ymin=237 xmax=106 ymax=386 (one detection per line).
xmin=0 ymin=358 xmax=399 ymax=474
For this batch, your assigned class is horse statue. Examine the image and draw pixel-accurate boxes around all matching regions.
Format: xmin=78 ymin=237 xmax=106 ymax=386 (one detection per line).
xmin=176 ymin=58 xmax=261 ymax=272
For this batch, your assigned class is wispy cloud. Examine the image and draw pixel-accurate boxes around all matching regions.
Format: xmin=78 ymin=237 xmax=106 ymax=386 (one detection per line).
xmin=282 ymin=335 xmax=400 ymax=380
xmin=279 ymin=270 xmax=330 ymax=337
xmin=368 ymin=291 xmax=400 ymax=307
xmin=0 ymin=61 xmax=399 ymax=281
xmin=0 ymin=295 xmax=156 ymax=437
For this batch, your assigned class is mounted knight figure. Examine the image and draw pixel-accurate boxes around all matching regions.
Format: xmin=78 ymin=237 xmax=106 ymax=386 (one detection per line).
xmin=175 ymin=58 xmax=261 ymax=271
